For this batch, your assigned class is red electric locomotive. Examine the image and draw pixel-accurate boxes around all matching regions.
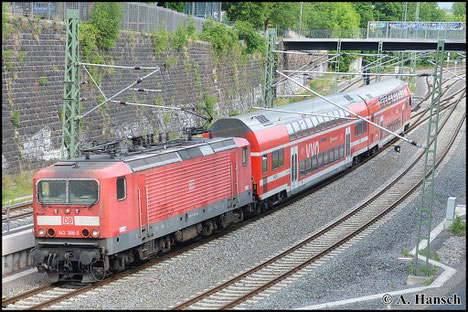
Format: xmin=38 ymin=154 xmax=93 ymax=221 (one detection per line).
xmin=31 ymin=136 xmax=252 ymax=282
xmin=208 ymin=79 xmax=411 ymax=207
xmin=31 ymin=78 xmax=411 ymax=282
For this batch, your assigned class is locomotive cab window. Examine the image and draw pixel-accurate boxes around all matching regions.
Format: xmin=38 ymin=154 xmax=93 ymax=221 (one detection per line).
xmin=117 ymin=177 xmax=126 ymax=201
xmin=242 ymin=147 xmax=248 ymax=166
xmin=37 ymin=179 xmax=99 ymax=205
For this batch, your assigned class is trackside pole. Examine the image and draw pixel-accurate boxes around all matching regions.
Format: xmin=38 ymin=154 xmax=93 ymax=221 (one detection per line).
xmin=276 ymin=70 xmax=423 ymax=149
xmin=61 ymin=9 xmax=80 ymax=160
xmin=412 ymin=40 xmax=445 ymax=277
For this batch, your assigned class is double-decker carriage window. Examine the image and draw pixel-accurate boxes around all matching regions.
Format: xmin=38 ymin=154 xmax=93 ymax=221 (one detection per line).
xmin=329 ymin=149 xmax=335 ymax=163
xmin=279 ymin=148 xmax=284 ymax=167
xmin=306 ymin=157 xmax=312 ymax=175
xmin=334 ymin=146 xmax=339 ymax=161
xmin=312 ymin=155 xmax=318 ymax=172
xmin=292 ymin=122 xmax=302 ymax=138
xmin=323 ymin=149 xmax=329 ymax=167
xmin=317 ymin=152 xmax=323 ymax=169
xmin=69 ymin=180 xmax=98 ymax=205
xmin=272 ymin=150 xmax=279 ymax=170
xmin=38 ymin=180 xmax=66 ymax=204
xmin=117 ymin=177 xmax=126 ymax=201
xmin=299 ymin=159 xmax=306 ymax=178
xmin=363 ymin=119 xmax=367 ymax=133
xmin=298 ymin=119 xmax=308 ymax=137
xmin=286 ymin=123 xmax=296 ymax=141
xmin=305 ymin=118 xmax=314 ymax=134
xmin=339 ymin=144 xmax=344 ymax=159
xmin=242 ymin=147 xmax=248 ymax=166
xmin=262 ymin=154 xmax=268 ymax=174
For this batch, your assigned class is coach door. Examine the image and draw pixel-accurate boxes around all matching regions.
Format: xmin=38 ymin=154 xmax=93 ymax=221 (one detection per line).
xmin=137 ymin=175 xmax=149 ymax=239
xmin=345 ymin=127 xmax=351 ymax=161
xmin=290 ymin=146 xmax=298 ymax=190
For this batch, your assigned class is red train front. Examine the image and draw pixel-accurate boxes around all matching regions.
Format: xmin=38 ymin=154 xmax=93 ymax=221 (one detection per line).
xmin=31 ymin=136 xmax=252 ymax=282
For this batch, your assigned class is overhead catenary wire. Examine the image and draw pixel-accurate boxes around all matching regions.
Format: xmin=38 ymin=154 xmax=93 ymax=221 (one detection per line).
xmin=78 ymin=62 xmax=160 ymax=70
xmin=276 ymin=70 xmax=424 ymax=148
xmin=79 ymin=67 xmax=161 ymax=120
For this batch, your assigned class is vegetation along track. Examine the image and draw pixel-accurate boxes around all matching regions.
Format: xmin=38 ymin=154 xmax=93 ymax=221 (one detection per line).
xmin=170 ymin=89 xmax=465 ymax=310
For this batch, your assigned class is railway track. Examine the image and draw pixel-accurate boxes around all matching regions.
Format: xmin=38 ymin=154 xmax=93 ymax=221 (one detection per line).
xmin=169 ymin=79 xmax=465 ymax=310
xmin=2 ymin=70 xmax=464 ymax=310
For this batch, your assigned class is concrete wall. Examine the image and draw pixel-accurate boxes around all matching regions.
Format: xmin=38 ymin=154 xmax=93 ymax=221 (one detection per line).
xmin=2 ymin=16 xmax=324 ymax=175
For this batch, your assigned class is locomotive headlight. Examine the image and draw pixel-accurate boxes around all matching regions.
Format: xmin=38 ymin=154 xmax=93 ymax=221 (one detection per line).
xmin=65 ymin=207 xmax=71 ymax=214
xmin=92 ymin=229 xmax=100 ymax=238
xmin=38 ymin=228 xmax=45 ymax=237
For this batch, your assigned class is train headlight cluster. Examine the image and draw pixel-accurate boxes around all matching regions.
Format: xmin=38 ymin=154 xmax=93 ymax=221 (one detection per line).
xmin=92 ymin=229 xmax=100 ymax=238
xmin=38 ymin=228 xmax=45 ymax=237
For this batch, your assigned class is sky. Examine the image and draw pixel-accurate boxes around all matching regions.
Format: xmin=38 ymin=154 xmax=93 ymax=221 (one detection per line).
xmin=437 ymin=2 xmax=453 ymax=10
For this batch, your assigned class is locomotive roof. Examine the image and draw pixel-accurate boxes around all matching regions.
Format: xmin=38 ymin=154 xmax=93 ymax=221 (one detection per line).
xmin=210 ymin=79 xmax=407 ymax=135
xmin=56 ymin=136 xmax=240 ymax=173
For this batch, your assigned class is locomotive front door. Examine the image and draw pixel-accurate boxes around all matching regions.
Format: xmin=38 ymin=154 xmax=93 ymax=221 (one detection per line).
xmin=137 ymin=175 xmax=149 ymax=239
xmin=290 ymin=146 xmax=298 ymax=190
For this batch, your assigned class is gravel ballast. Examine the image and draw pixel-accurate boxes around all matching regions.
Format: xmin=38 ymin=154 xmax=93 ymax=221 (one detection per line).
xmin=2 ymin=86 xmax=465 ymax=310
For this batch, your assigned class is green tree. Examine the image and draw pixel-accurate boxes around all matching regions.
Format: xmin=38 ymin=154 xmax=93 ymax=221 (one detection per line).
xmin=372 ymin=2 xmax=402 ymax=21
xmin=303 ymin=2 xmax=360 ymax=30
xmin=267 ymin=2 xmax=300 ymax=30
xmin=351 ymin=2 xmax=375 ymax=29
xmin=452 ymin=2 xmax=466 ymax=22
xmin=234 ymin=20 xmax=266 ymax=54
xmin=164 ymin=2 xmax=188 ymax=13
xmin=417 ymin=2 xmax=446 ymax=22
xmin=89 ymin=2 xmax=123 ymax=50
xmin=223 ymin=2 xmax=273 ymax=30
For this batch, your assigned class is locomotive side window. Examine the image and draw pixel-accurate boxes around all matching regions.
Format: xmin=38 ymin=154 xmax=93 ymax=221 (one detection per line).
xmin=272 ymin=150 xmax=279 ymax=170
xmin=242 ymin=147 xmax=248 ymax=166
xmin=117 ymin=177 xmax=126 ymax=201
xmin=262 ymin=154 xmax=268 ymax=174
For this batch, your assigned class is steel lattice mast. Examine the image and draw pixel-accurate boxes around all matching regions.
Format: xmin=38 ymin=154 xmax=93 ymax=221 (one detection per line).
xmin=412 ymin=40 xmax=445 ymax=276
xmin=263 ymin=28 xmax=276 ymax=108
xmin=61 ymin=9 xmax=81 ymax=160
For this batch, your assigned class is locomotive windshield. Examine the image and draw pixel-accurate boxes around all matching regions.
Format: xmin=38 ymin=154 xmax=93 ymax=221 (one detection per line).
xmin=37 ymin=179 xmax=99 ymax=205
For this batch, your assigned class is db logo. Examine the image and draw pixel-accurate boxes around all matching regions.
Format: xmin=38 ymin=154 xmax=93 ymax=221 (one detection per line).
xmin=63 ymin=216 xmax=74 ymax=225
xmin=188 ymin=179 xmax=195 ymax=191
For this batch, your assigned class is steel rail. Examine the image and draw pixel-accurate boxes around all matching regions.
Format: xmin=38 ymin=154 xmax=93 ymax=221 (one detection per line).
xmin=171 ymin=92 xmax=465 ymax=310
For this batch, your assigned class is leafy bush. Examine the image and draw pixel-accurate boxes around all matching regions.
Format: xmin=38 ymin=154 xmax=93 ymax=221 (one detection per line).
xmin=11 ymin=110 xmax=20 ymax=126
xmin=449 ymin=216 xmax=466 ymax=235
xmin=172 ymin=22 xmax=188 ymax=51
xmin=199 ymin=17 xmax=239 ymax=54
xmin=234 ymin=20 xmax=266 ymax=55
xmin=151 ymin=24 xmax=171 ymax=57
xmin=89 ymin=2 xmax=123 ymax=50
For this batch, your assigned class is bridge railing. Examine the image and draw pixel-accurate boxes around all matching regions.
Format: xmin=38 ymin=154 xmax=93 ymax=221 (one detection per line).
xmin=278 ymin=28 xmax=367 ymax=39
xmin=367 ymin=21 xmax=466 ymax=40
